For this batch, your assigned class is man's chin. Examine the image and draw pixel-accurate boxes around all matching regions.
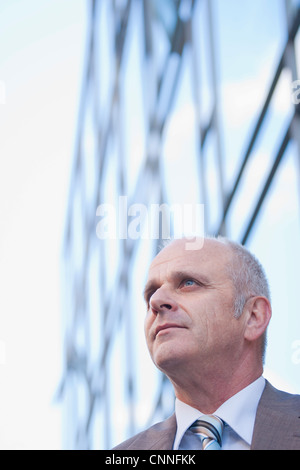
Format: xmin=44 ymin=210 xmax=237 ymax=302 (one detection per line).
xmin=152 ymin=344 xmax=192 ymax=376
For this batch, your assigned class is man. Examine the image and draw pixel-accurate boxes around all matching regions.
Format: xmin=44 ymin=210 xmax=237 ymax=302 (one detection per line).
xmin=114 ymin=236 xmax=300 ymax=450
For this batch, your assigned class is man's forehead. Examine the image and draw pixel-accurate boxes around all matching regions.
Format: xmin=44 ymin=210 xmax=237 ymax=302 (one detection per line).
xmin=148 ymin=238 xmax=230 ymax=274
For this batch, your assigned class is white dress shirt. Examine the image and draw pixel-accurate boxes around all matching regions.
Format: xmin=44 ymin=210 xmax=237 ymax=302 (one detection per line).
xmin=173 ymin=376 xmax=266 ymax=450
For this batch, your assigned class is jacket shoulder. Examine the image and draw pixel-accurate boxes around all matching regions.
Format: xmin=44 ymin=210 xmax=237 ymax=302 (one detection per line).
xmin=252 ymin=380 xmax=300 ymax=450
xmin=262 ymin=380 xmax=300 ymax=413
xmin=112 ymin=414 xmax=177 ymax=450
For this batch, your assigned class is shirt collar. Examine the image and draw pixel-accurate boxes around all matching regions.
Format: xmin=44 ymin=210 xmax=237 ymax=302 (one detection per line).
xmin=174 ymin=376 xmax=266 ymax=449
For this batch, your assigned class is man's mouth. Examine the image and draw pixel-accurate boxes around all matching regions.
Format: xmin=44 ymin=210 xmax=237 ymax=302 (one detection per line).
xmin=155 ymin=323 xmax=185 ymax=337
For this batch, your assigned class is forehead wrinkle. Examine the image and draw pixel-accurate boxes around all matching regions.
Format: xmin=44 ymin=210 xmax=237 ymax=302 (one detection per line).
xmin=149 ymin=251 xmax=186 ymax=271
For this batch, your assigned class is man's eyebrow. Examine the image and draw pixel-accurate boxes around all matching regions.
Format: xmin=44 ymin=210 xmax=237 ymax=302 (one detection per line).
xmin=171 ymin=270 xmax=210 ymax=283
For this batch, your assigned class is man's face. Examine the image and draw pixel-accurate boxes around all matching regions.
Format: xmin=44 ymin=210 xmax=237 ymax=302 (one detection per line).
xmin=144 ymin=239 xmax=247 ymax=378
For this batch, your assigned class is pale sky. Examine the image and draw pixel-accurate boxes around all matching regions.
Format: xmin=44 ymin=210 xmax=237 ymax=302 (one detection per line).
xmin=0 ymin=0 xmax=86 ymax=449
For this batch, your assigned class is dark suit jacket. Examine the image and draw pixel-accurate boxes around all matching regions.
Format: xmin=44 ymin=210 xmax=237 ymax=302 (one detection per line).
xmin=113 ymin=381 xmax=300 ymax=450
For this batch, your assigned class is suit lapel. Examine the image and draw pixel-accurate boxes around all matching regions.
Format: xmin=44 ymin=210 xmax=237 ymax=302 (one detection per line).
xmin=126 ymin=414 xmax=177 ymax=450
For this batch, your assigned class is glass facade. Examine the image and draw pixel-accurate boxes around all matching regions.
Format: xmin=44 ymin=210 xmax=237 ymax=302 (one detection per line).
xmin=61 ymin=0 xmax=300 ymax=449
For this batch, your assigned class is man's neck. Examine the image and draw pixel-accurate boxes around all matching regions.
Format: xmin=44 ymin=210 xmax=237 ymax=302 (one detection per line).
xmin=168 ymin=359 xmax=263 ymax=414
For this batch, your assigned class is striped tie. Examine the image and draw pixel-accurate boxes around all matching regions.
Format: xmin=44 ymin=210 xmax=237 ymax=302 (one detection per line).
xmin=190 ymin=415 xmax=224 ymax=450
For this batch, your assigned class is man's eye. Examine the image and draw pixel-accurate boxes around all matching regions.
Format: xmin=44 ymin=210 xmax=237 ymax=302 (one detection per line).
xmin=183 ymin=279 xmax=196 ymax=287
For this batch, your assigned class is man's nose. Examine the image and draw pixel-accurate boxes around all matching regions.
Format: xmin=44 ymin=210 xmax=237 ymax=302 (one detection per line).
xmin=149 ymin=287 xmax=177 ymax=314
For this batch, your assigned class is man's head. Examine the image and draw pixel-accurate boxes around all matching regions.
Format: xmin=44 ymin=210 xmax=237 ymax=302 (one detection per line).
xmin=143 ymin=236 xmax=271 ymax=386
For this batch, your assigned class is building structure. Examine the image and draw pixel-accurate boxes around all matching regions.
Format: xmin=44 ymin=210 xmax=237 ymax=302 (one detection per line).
xmin=60 ymin=0 xmax=300 ymax=449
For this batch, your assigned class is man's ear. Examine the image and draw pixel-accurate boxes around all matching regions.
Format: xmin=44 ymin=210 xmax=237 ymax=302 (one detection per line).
xmin=244 ymin=296 xmax=272 ymax=342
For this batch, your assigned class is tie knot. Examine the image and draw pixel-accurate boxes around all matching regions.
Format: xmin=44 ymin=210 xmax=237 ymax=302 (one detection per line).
xmin=190 ymin=415 xmax=224 ymax=450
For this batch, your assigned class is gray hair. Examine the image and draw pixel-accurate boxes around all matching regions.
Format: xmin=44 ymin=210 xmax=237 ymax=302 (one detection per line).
xmin=215 ymin=236 xmax=271 ymax=318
